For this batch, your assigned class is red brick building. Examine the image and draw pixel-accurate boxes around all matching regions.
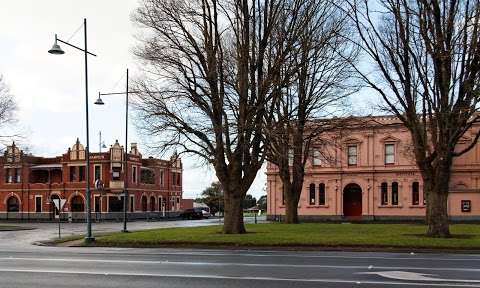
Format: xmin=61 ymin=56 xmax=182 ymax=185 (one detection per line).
xmin=0 ymin=140 xmax=183 ymax=220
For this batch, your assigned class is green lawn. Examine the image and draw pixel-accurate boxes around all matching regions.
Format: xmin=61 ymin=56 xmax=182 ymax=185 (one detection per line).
xmin=93 ymin=223 xmax=480 ymax=249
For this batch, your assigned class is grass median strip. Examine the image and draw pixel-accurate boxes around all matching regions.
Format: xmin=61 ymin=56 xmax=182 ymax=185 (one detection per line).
xmin=92 ymin=223 xmax=480 ymax=249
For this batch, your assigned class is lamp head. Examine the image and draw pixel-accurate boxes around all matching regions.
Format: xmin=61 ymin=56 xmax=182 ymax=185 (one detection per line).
xmin=48 ymin=36 xmax=64 ymax=55
xmin=94 ymin=94 xmax=105 ymax=105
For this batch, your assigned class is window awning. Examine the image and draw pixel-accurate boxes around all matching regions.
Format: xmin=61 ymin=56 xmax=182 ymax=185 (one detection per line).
xmin=31 ymin=164 xmax=63 ymax=170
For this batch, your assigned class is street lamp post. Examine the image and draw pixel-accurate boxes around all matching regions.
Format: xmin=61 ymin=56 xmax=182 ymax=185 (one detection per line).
xmin=96 ymin=69 xmax=131 ymax=232
xmin=48 ymin=18 xmax=96 ymax=243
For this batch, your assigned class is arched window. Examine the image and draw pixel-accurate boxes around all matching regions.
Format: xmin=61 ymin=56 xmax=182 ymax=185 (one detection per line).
xmin=70 ymin=196 xmax=84 ymax=212
xmin=141 ymin=195 xmax=148 ymax=212
xmin=412 ymin=182 xmax=419 ymax=205
xmin=381 ymin=182 xmax=388 ymax=205
xmin=309 ymin=183 xmax=316 ymax=205
xmin=392 ymin=182 xmax=399 ymax=205
xmin=6 ymin=196 xmax=19 ymax=212
xmin=319 ymin=183 xmax=326 ymax=205
xmin=150 ymin=196 xmax=156 ymax=211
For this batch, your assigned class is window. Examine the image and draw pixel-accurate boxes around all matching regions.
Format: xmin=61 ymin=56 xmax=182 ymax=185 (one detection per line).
xmin=172 ymin=172 xmax=177 ymax=186
xmin=94 ymin=165 xmax=101 ymax=180
xmin=141 ymin=196 xmax=148 ymax=212
xmin=381 ymin=182 xmax=388 ymax=205
xmin=319 ymin=183 xmax=326 ymax=205
xmin=309 ymin=183 xmax=316 ymax=205
xmin=347 ymin=145 xmax=357 ymax=166
xmin=94 ymin=196 xmax=100 ymax=212
xmin=461 ymin=200 xmax=472 ymax=212
xmin=35 ymin=196 xmax=42 ymax=213
xmin=412 ymin=182 xmax=419 ymax=205
xmin=170 ymin=197 xmax=175 ymax=211
xmin=385 ymin=144 xmax=395 ymax=164
xmin=15 ymin=168 xmax=21 ymax=183
xmin=312 ymin=149 xmax=322 ymax=166
xmin=130 ymin=195 xmax=134 ymax=212
xmin=177 ymin=173 xmax=181 ymax=185
xmin=140 ymin=168 xmax=155 ymax=184
xmin=69 ymin=167 xmax=76 ymax=182
xmin=150 ymin=196 xmax=156 ymax=211
xmin=78 ymin=166 xmax=85 ymax=182
xmin=112 ymin=167 xmax=121 ymax=180
xmin=7 ymin=196 xmax=19 ymax=212
xmin=71 ymin=196 xmax=85 ymax=212
xmin=132 ymin=166 xmax=137 ymax=183
xmin=159 ymin=170 xmax=164 ymax=186
xmin=392 ymin=182 xmax=399 ymax=205
xmin=108 ymin=196 xmax=123 ymax=212
xmin=5 ymin=168 xmax=11 ymax=183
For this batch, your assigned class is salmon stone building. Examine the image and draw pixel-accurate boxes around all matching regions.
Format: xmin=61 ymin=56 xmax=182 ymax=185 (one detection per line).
xmin=267 ymin=116 xmax=480 ymax=221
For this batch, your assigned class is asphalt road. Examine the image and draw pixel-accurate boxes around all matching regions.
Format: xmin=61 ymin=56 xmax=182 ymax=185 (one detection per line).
xmin=0 ymin=219 xmax=479 ymax=287
xmin=1 ymin=248 xmax=480 ymax=287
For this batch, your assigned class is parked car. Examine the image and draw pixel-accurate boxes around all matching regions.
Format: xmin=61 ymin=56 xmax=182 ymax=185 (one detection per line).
xmin=180 ymin=208 xmax=204 ymax=220
xmin=201 ymin=209 xmax=212 ymax=219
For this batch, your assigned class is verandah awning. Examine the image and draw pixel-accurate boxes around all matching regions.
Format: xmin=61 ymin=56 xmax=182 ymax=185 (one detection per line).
xmin=30 ymin=164 xmax=63 ymax=170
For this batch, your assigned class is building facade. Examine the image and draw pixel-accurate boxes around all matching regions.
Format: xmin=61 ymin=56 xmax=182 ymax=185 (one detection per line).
xmin=267 ymin=116 xmax=480 ymax=221
xmin=0 ymin=139 xmax=184 ymax=220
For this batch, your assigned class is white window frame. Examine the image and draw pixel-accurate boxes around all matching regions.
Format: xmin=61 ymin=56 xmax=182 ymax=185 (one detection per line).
xmin=158 ymin=196 xmax=163 ymax=211
xmin=312 ymin=149 xmax=322 ymax=166
xmin=16 ymin=168 xmax=21 ymax=183
xmin=159 ymin=170 xmax=164 ymax=186
xmin=170 ymin=197 xmax=175 ymax=211
xmin=385 ymin=143 xmax=395 ymax=164
xmin=94 ymin=164 xmax=102 ymax=181
xmin=347 ymin=145 xmax=357 ymax=166
xmin=132 ymin=165 xmax=138 ymax=184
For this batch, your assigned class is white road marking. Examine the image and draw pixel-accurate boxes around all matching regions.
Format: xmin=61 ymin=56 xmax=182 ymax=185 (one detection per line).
xmin=1 ymin=257 xmax=480 ymax=273
xmin=7 ymin=248 xmax=480 ymax=262
xmin=69 ymin=250 xmax=480 ymax=262
xmin=0 ymin=267 xmax=477 ymax=287
xmin=359 ymin=271 xmax=480 ymax=283
xmin=0 ymin=247 xmax=480 ymax=261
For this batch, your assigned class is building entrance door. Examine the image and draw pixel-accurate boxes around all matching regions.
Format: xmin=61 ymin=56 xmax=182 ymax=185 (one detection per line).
xmin=343 ymin=184 xmax=362 ymax=217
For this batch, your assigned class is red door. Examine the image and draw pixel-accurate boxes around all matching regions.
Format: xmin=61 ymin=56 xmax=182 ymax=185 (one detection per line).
xmin=343 ymin=184 xmax=362 ymax=217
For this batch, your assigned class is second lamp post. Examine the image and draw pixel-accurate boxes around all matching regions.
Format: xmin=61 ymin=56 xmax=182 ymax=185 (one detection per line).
xmin=96 ymin=68 xmax=131 ymax=232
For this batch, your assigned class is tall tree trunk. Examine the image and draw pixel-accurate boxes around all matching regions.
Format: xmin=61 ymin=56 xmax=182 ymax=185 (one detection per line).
xmin=223 ymin=187 xmax=246 ymax=234
xmin=284 ymin=185 xmax=299 ymax=223
xmin=422 ymin=160 xmax=451 ymax=237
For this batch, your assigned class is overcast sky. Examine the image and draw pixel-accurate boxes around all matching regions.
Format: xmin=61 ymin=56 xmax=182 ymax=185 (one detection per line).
xmin=0 ymin=0 xmax=266 ymax=200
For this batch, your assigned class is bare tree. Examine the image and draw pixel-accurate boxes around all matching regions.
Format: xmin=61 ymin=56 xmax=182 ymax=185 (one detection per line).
xmin=265 ymin=0 xmax=358 ymax=223
xmin=347 ymin=0 xmax=480 ymax=237
xmin=0 ymin=75 xmax=15 ymax=129
xmin=133 ymin=0 xmax=305 ymax=233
